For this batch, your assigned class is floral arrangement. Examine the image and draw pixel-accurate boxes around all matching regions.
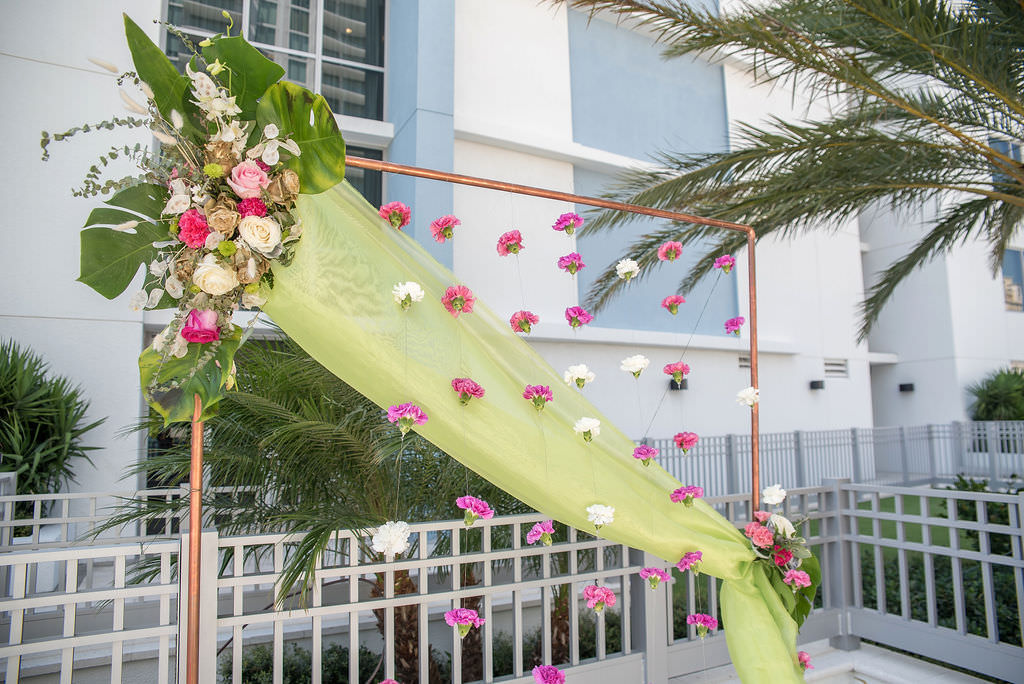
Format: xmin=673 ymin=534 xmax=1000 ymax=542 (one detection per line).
xmin=430 ymin=215 xmax=460 ymax=242
xmin=639 ymin=567 xmax=672 ymax=590
xmin=445 ymin=608 xmax=485 ymax=638
xmin=55 ymin=16 xmax=348 ymax=424
xmin=620 ymin=354 xmax=649 ymax=378
xmin=523 ymin=385 xmax=553 ymax=411
xmin=671 ymin=485 xmax=704 ymax=506
xmin=714 ymin=255 xmax=736 ymax=273
xmin=496 ymin=229 xmax=524 ymax=255
xmin=674 ymin=431 xmax=699 ymax=453
xmin=527 ymin=519 xmax=555 ymax=546
xmin=564 ymin=364 xmax=595 ymax=389
xmin=662 ymin=295 xmax=686 ymax=314
xmin=582 ymin=585 xmax=616 ymax=612
xmin=379 ymin=201 xmax=411 ymax=229
xmin=533 ymin=665 xmax=566 ymax=684
xmin=557 ymin=252 xmax=585 ymax=275
xmin=573 ymin=417 xmax=600 ymax=442
xmin=456 ymin=495 xmax=494 ymax=526
xmin=633 ymin=444 xmax=659 ymax=466
xmin=658 ymin=241 xmax=683 ymax=261
xmin=510 ymin=310 xmax=539 ymax=334
xmin=552 ymin=212 xmax=583 ymax=235
xmin=725 ymin=316 xmax=745 ymax=335
xmin=451 ymin=377 xmax=485 ymax=405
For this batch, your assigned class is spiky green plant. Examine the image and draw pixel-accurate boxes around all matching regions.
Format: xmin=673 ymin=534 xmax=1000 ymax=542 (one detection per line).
xmin=558 ymin=0 xmax=1024 ymax=338
xmin=0 ymin=340 xmax=102 ymax=498
xmin=967 ymin=368 xmax=1024 ymax=420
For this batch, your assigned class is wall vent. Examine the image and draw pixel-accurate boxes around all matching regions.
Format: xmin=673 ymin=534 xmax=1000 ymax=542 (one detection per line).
xmin=738 ymin=354 xmax=751 ymax=369
xmin=824 ymin=358 xmax=849 ymax=378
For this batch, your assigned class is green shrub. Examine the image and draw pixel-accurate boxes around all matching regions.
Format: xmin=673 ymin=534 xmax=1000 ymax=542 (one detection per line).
xmin=967 ymin=369 xmax=1024 ymax=421
xmin=217 ymin=642 xmax=383 ymax=684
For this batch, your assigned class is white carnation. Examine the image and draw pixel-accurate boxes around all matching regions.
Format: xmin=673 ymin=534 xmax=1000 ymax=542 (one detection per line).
xmin=762 ymin=484 xmax=787 ymax=506
xmin=573 ymin=417 xmax=601 ymax=440
xmin=615 ymin=258 xmax=640 ymax=281
xmin=586 ymin=504 xmax=615 ymax=528
xmin=371 ymin=520 xmax=412 ymax=557
xmin=392 ymin=281 xmax=425 ymax=306
xmin=564 ymin=364 xmax=595 ymax=388
xmin=736 ymin=386 xmax=760 ymax=406
xmin=769 ymin=513 xmax=796 ymax=538
xmin=620 ymin=354 xmax=649 ymax=377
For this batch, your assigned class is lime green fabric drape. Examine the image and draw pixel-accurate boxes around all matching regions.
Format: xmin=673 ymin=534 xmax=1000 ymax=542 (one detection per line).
xmin=263 ymin=181 xmax=805 ymax=682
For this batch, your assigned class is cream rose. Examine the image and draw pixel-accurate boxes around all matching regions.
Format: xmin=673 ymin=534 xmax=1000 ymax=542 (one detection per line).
xmin=237 ymin=215 xmax=282 ymax=257
xmin=192 ymin=253 xmax=239 ymax=296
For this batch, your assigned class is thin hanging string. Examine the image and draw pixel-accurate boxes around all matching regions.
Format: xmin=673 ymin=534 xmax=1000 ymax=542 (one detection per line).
xmin=395 ymin=315 xmax=410 ymax=520
xmin=633 ymin=375 xmax=644 ymax=436
xmin=513 ymin=256 xmax=527 ymax=311
xmin=640 ymin=271 xmax=723 ymax=443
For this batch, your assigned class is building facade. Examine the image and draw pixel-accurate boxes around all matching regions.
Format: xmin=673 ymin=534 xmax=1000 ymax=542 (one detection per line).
xmin=1 ymin=0 xmax=1020 ymax=492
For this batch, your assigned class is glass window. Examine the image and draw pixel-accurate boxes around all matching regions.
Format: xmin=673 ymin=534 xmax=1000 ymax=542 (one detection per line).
xmin=346 ymin=146 xmax=382 ymax=206
xmin=1003 ymin=248 xmax=1023 ymax=312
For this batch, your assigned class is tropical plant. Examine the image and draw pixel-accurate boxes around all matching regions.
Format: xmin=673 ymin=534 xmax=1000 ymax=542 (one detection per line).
xmin=0 ymin=340 xmax=103 ymax=499
xmin=967 ymin=368 xmax=1024 ymax=420
xmin=558 ymin=0 xmax=1024 ymax=338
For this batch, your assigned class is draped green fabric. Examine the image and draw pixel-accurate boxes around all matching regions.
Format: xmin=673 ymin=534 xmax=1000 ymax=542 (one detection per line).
xmin=263 ymin=181 xmax=805 ymax=682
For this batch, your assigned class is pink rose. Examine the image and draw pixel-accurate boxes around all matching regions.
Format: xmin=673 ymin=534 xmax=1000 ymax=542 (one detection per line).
xmin=227 ymin=160 xmax=271 ymax=199
xmin=180 ymin=310 xmax=220 ymax=344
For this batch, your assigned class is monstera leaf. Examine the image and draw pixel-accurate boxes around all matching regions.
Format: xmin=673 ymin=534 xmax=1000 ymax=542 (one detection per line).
xmin=139 ymin=329 xmax=241 ymax=425
xmin=79 ymin=183 xmax=171 ymax=299
xmin=256 ymin=82 xmax=346 ymax=194
xmin=202 ymin=36 xmax=284 ymax=119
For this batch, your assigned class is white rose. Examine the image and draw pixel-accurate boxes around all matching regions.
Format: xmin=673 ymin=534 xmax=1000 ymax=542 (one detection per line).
xmin=737 ymin=386 xmax=760 ymax=406
xmin=620 ymin=354 xmax=649 ymax=377
xmin=238 ymin=216 xmax=282 ymax=257
xmin=586 ymin=504 xmax=615 ymax=528
xmin=193 ymin=253 xmax=239 ymax=296
xmin=616 ymin=258 xmax=640 ymax=280
xmin=371 ymin=520 xmax=412 ymax=557
xmin=769 ymin=513 xmax=796 ymax=538
xmin=762 ymin=484 xmax=787 ymax=506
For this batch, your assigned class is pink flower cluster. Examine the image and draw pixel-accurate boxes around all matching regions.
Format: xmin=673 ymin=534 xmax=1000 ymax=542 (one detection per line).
xmin=686 ymin=613 xmax=718 ymax=638
xmin=639 ymin=567 xmax=671 ymax=590
xmin=451 ymin=377 xmax=485 ymax=405
xmin=658 ymin=241 xmax=683 ymax=261
xmin=744 ymin=521 xmax=775 ymax=549
xmin=523 ymin=384 xmax=553 ymax=411
xmin=582 ymin=585 xmax=616 ymax=612
xmin=430 ymin=215 xmax=460 ymax=242
xmin=714 ymin=255 xmax=736 ymax=273
xmin=181 ymin=309 xmax=220 ymax=344
xmin=557 ymin=252 xmax=585 ymax=275
xmin=670 ymin=485 xmax=704 ymax=506
xmin=754 ymin=510 xmax=771 ymax=523
xmin=379 ymin=201 xmax=411 ymax=229
xmin=674 ymin=431 xmax=699 ymax=452
xmin=442 ymin=285 xmax=475 ymax=318
xmin=552 ymin=212 xmax=583 ymax=235
xmin=661 ymin=295 xmax=686 ymax=314
xmin=798 ymin=651 xmax=813 ymax=670
xmin=632 ymin=444 xmax=659 ymax=466
xmin=676 ymin=551 xmax=703 ymax=574
xmin=565 ymin=306 xmax=593 ymax=328
xmin=456 ymin=495 xmax=494 ymax=526
xmin=178 ymin=208 xmax=210 ymax=248
xmin=238 ymin=197 xmax=267 ymax=217
xmin=784 ymin=569 xmax=811 ymax=589
xmin=527 ymin=519 xmax=555 ymax=546
xmin=227 ymin=160 xmax=270 ymax=198
xmin=444 ymin=608 xmax=485 ymax=638
xmin=724 ymin=316 xmax=745 ymax=335
xmin=663 ymin=362 xmax=690 ymax=383
xmin=496 ymin=230 xmax=524 ymax=256
xmin=533 ymin=665 xmax=566 ymax=684
xmin=387 ymin=402 xmax=428 ymax=436
xmin=510 ymin=310 xmax=539 ymax=334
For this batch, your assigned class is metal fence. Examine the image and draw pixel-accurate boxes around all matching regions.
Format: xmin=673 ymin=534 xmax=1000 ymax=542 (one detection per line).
xmin=1 ymin=480 xmax=1021 ymax=683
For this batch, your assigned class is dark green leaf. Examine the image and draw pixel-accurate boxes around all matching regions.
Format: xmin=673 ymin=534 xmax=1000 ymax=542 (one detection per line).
xmin=202 ymin=36 xmax=284 ymax=118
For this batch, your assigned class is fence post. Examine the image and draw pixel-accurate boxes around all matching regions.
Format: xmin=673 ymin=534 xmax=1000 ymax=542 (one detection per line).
xmin=987 ymin=421 xmax=1000 ymax=485
xmin=823 ymin=478 xmax=860 ymax=651
xmin=726 ymin=435 xmax=738 ymax=495
xmin=793 ymin=431 xmax=806 ymax=488
xmin=952 ymin=421 xmax=965 ymax=475
xmin=631 ymin=549 xmax=669 ymax=684
xmin=927 ymin=424 xmax=937 ymax=484
xmin=899 ymin=426 xmax=910 ymax=484
xmin=850 ymin=429 xmax=864 ymax=483
xmin=178 ymin=527 xmax=219 ymax=684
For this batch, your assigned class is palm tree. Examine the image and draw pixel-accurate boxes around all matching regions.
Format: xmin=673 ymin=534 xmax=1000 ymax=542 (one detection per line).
xmin=559 ymin=0 xmax=1024 ymax=338
xmin=105 ymin=332 xmax=530 ymax=683
xmin=967 ymin=368 xmax=1024 ymax=420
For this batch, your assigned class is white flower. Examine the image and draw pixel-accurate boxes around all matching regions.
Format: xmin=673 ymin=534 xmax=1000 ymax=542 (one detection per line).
xmin=620 ymin=354 xmax=649 ymax=378
xmin=263 ymin=123 xmax=279 ymax=139
xmin=392 ymin=282 xmax=425 ymax=308
xmin=192 ymin=254 xmax=240 ymax=296
xmin=586 ymin=504 xmax=615 ymax=528
xmin=371 ymin=520 xmax=412 ymax=557
xmin=238 ymin=216 xmax=283 ymax=257
xmin=186 ymin=63 xmax=219 ymax=101
xmin=736 ymin=386 xmax=760 ymax=406
xmin=241 ymin=291 xmax=267 ymax=309
xmin=256 ymin=136 xmax=301 ymax=166
xmin=762 ymin=484 xmax=787 ymax=506
xmin=153 ymin=325 xmax=188 ymax=359
xmin=119 ymin=89 xmax=147 ymax=114
xmin=204 ymin=95 xmax=241 ymax=121
xmin=769 ymin=513 xmax=796 ymax=538
xmin=170 ymin=110 xmax=184 ymax=131
xmin=615 ymin=258 xmax=640 ymax=281
xmin=574 ymin=417 xmax=601 ymax=442
xmin=217 ymin=120 xmax=248 ymax=144
xmin=128 ymin=290 xmax=147 ymax=312
xmin=145 ymin=288 xmax=164 ymax=309
xmin=164 ymin=275 xmax=184 ymax=299
xmin=149 ymin=259 xmax=168 ymax=278
xmin=162 ymin=179 xmax=191 ymax=215
xmin=113 ymin=220 xmax=139 ymax=232
xmin=564 ymin=364 xmax=595 ymax=389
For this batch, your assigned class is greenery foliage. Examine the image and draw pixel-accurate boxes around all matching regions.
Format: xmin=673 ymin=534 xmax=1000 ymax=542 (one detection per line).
xmin=0 ymin=340 xmax=102 ymax=497
xmin=558 ymin=0 xmax=1024 ymax=338
xmin=967 ymin=368 xmax=1024 ymax=420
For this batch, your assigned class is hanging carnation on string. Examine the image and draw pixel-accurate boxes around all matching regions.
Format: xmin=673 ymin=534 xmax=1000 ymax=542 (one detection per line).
xmin=523 ymin=384 xmax=553 ymax=411
xmin=658 ymin=241 xmax=683 ymax=261
xmin=632 ymin=444 xmax=659 ymax=466
xmin=552 ymin=212 xmax=583 ymax=235
xmin=714 ymin=254 xmax=736 ymax=273
xmin=616 ymin=258 xmax=640 ymax=281
xmin=564 ymin=364 xmax=595 ymax=389
xmin=451 ymin=377 xmax=485 ymax=405
xmin=671 ymin=485 xmax=704 ymax=507
xmin=586 ymin=503 xmax=614 ymax=530
xmin=674 ymin=431 xmax=699 ymax=453
xmin=677 ymin=551 xmax=703 ymax=575
xmin=664 ymin=362 xmax=690 ymax=384
xmin=455 ymin=495 xmax=494 ymax=527
xmin=430 ymin=214 xmax=460 ymax=242
xmin=445 ymin=608 xmax=485 ymax=638
xmin=496 ymin=229 xmax=524 ymax=256
xmin=387 ymin=402 xmax=428 ymax=436
xmin=557 ymin=252 xmax=585 ymax=275
xmin=574 ymin=416 xmax=600 ymax=442
xmin=620 ymin=354 xmax=649 ymax=378
xmin=565 ymin=306 xmax=593 ymax=328
xmin=378 ymin=201 xmax=411 ymax=229
xmin=582 ymin=585 xmax=616 ymax=612
xmin=510 ymin=310 xmax=539 ymax=334
xmin=393 ymin=281 xmax=424 ymax=310
xmin=639 ymin=567 xmax=672 ymax=590
xmin=662 ymin=295 xmax=686 ymax=314
xmin=725 ymin=316 xmax=745 ymax=335
xmin=527 ymin=519 xmax=555 ymax=546
xmin=442 ymin=285 xmax=475 ymax=318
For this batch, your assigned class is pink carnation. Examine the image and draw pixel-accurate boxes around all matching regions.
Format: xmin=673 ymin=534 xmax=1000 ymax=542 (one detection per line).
xmin=673 ymin=431 xmax=699 ymax=452
xmin=379 ymin=201 xmax=411 ymax=229
xmin=784 ymin=569 xmax=812 ymax=589
xmin=526 ymin=519 xmax=555 ymax=545
xmin=724 ymin=316 xmax=745 ymax=335
xmin=386 ymin=402 xmax=428 ymax=436
xmin=451 ymin=377 xmax=485 ymax=405
xmin=773 ymin=545 xmax=794 ymax=567
xmin=714 ymin=255 xmax=736 ymax=273
xmin=753 ymin=510 xmax=772 ymax=523
xmin=533 ymin=665 xmax=566 ymax=684
xmin=226 ymin=160 xmax=270 ymax=199
xmin=496 ymin=229 xmax=524 ymax=256
xmin=442 ymin=285 xmax=475 ymax=317
xmin=177 ymin=208 xmax=210 ymax=248
xmin=237 ymin=197 xmax=268 ymax=218
xmin=564 ymin=306 xmax=593 ymax=328
xmin=670 ymin=485 xmax=704 ymax=506
xmin=632 ymin=444 xmax=659 ymax=466
xmin=253 ymin=160 xmax=270 ymax=173
xmin=180 ymin=309 xmax=220 ymax=344
xmin=798 ymin=651 xmax=813 ymax=670
xmin=662 ymin=295 xmax=686 ymax=314
xmin=663 ymin=362 xmax=690 ymax=383
xmin=639 ymin=567 xmax=672 ymax=589
xmin=510 ymin=310 xmax=539 ymax=334
xmin=686 ymin=612 xmax=718 ymax=638
xmin=676 ymin=551 xmax=703 ymax=573
xmin=552 ymin=212 xmax=583 ymax=235
xmin=582 ymin=585 xmax=616 ymax=611
xmin=750 ymin=526 xmax=775 ymax=549
xmin=658 ymin=241 xmax=683 ymax=261
xmin=456 ymin=495 xmax=494 ymax=526
xmin=557 ymin=252 xmax=585 ymax=275
xmin=445 ymin=608 xmax=484 ymax=637
xmin=523 ymin=384 xmax=553 ymax=411
xmin=430 ymin=215 xmax=460 ymax=242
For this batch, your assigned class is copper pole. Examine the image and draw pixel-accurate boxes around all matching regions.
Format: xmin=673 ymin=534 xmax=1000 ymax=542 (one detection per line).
xmin=346 ymin=156 xmax=762 ymax=510
xmin=186 ymin=394 xmax=203 ymax=684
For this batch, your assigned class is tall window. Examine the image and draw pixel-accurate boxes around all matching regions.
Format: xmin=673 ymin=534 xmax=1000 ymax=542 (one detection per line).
xmin=165 ymin=0 xmax=385 ymax=120
xmin=1004 ymin=248 xmax=1023 ymax=312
